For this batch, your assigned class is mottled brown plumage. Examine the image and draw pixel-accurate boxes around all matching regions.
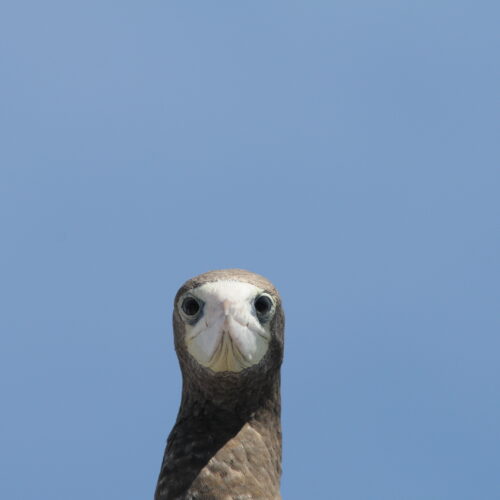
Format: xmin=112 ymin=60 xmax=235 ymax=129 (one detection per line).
xmin=155 ymin=269 xmax=284 ymax=500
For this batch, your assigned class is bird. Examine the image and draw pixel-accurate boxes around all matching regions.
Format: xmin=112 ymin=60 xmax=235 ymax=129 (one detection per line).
xmin=155 ymin=269 xmax=285 ymax=500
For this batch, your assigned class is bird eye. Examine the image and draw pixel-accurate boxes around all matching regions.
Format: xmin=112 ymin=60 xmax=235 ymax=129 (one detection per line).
xmin=181 ymin=296 xmax=201 ymax=317
xmin=254 ymin=294 xmax=274 ymax=318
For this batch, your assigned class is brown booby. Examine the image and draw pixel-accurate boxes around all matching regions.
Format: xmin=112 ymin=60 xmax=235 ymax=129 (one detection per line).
xmin=155 ymin=269 xmax=285 ymax=500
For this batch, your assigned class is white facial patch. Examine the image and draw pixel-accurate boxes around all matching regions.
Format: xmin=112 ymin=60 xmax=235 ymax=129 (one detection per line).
xmin=180 ymin=281 xmax=273 ymax=373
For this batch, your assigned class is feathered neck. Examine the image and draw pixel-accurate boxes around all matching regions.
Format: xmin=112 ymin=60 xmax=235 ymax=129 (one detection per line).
xmin=155 ymin=368 xmax=282 ymax=500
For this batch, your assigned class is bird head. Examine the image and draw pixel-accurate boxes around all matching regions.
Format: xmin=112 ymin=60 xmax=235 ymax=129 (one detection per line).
xmin=173 ymin=269 xmax=284 ymax=377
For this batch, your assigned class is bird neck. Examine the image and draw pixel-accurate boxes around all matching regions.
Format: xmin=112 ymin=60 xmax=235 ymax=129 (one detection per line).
xmin=155 ymin=373 xmax=282 ymax=499
xmin=182 ymin=365 xmax=281 ymax=411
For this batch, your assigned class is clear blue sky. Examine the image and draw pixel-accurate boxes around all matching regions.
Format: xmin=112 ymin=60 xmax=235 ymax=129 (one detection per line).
xmin=1 ymin=2 xmax=499 ymax=499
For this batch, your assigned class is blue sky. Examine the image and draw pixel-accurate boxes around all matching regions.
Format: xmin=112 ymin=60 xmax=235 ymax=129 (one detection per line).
xmin=1 ymin=2 xmax=499 ymax=499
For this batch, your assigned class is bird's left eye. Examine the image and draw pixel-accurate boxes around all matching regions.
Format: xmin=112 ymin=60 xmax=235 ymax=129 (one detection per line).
xmin=254 ymin=294 xmax=274 ymax=319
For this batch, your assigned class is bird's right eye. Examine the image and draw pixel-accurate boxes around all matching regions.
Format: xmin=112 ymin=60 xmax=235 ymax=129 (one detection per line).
xmin=181 ymin=296 xmax=201 ymax=317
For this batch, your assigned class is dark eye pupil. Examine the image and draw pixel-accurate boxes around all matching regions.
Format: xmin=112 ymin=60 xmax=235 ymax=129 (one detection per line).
xmin=182 ymin=297 xmax=200 ymax=316
xmin=255 ymin=295 xmax=272 ymax=315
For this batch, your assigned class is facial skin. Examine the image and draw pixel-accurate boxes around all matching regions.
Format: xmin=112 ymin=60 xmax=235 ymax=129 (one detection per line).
xmin=177 ymin=280 xmax=276 ymax=373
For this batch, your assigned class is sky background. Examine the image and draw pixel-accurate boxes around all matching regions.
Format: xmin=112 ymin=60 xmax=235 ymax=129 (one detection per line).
xmin=1 ymin=2 xmax=499 ymax=499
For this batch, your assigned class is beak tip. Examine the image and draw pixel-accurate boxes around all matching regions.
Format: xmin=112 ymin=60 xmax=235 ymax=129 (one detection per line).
xmin=222 ymin=299 xmax=231 ymax=316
